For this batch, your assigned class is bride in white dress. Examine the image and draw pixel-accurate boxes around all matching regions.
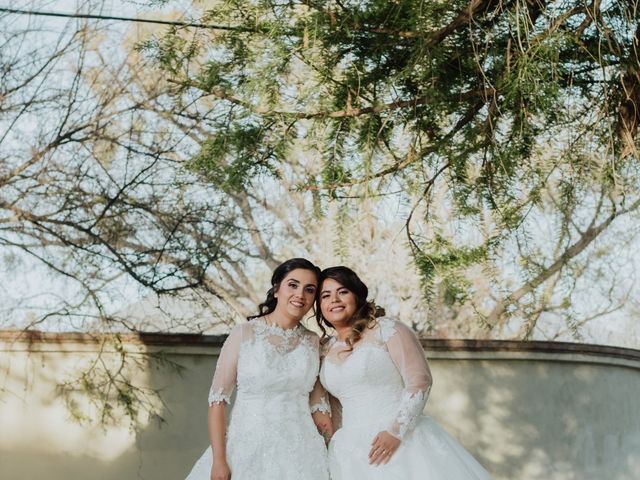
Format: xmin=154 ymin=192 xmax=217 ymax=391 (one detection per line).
xmin=185 ymin=258 xmax=330 ymax=480
xmin=316 ymin=266 xmax=493 ymax=480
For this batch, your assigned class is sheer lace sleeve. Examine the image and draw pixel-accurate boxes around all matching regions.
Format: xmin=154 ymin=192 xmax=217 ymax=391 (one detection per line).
xmin=207 ymin=323 xmax=244 ymax=406
xmin=382 ymin=319 xmax=432 ymax=439
xmin=309 ymin=335 xmax=331 ymax=414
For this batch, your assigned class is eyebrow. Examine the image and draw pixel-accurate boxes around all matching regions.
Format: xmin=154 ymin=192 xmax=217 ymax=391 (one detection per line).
xmin=321 ymin=286 xmax=346 ymax=294
xmin=287 ymin=278 xmax=317 ymax=288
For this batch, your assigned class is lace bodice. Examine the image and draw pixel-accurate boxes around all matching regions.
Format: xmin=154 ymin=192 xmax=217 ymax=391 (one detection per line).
xmin=187 ymin=318 xmax=330 ymax=480
xmin=320 ymin=318 xmax=432 ymax=439
xmin=208 ymin=319 xmax=328 ymax=413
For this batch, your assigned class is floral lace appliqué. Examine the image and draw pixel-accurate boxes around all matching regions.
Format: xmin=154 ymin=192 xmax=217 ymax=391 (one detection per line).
xmin=393 ymin=387 xmax=431 ymax=439
xmin=253 ymin=319 xmax=302 ymax=338
xmin=189 ymin=319 xmax=329 ymax=480
xmin=208 ymin=386 xmax=231 ymax=406
xmin=378 ymin=318 xmax=397 ymax=342
xmin=310 ymin=396 xmax=331 ymax=415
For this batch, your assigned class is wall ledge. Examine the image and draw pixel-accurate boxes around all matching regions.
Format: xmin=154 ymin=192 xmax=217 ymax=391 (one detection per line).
xmin=1 ymin=329 xmax=640 ymax=366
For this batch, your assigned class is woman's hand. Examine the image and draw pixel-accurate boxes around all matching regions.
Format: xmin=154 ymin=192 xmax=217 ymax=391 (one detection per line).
xmin=368 ymin=431 xmax=401 ymax=465
xmin=211 ymin=458 xmax=231 ymax=480
xmin=312 ymin=411 xmax=334 ymax=444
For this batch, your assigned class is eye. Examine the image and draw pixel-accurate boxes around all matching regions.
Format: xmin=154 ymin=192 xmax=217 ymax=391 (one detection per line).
xmin=288 ymin=282 xmax=298 ymax=289
xmin=305 ymin=286 xmax=316 ymax=294
xmin=339 ymin=289 xmax=350 ymax=296
xmin=321 ymin=293 xmax=330 ymax=299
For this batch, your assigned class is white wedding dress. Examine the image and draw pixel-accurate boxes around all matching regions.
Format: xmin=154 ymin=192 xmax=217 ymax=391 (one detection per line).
xmin=185 ymin=319 xmax=330 ymax=480
xmin=320 ymin=318 xmax=493 ymax=480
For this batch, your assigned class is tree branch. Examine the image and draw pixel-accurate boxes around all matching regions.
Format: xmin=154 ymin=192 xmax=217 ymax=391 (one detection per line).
xmin=486 ymin=197 xmax=640 ymax=329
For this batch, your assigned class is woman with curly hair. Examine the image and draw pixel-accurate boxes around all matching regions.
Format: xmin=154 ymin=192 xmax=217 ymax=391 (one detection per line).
xmin=317 ymin=265 xmax=493 ymax=480
xmin=185 ymin=258 xmax=330 ymax=480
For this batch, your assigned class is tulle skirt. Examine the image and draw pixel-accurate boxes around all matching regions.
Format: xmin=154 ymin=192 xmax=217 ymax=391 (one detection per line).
xmin=328 ymin=415 xmax=493 ymax=480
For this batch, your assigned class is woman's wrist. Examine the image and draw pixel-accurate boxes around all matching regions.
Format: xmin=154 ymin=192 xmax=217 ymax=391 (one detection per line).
xmin=385 ymin=429 xmax=402 ymax=440
xmin=213 ymin=452 xmax=227 ymax=463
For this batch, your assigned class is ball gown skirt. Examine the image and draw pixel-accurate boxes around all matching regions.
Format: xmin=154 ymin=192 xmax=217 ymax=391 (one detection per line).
xmin=328 ymin=413 xmax=492 ymax=480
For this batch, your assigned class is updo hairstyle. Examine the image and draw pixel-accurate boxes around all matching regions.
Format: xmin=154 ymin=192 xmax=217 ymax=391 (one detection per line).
xmin=247 ymin=258 xmax=321 ymax=320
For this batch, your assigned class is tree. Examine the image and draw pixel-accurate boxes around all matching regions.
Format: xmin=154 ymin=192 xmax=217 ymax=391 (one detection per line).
xmin=0 ymin=11 xmax=241 ymax=329
xmin=0 ymin=5 xmax=433 ymax=426
xmin=0 ymin=5 xmax=428 ymax=334
xmin=139 ymin=0 xmax=640 ymax=340
xmin=2 ymin=0 xmax=639 ymax=343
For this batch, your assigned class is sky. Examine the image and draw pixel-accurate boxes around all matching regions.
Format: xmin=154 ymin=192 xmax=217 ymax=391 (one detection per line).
xmin=0 ymin=0 xmax=187 ymax=330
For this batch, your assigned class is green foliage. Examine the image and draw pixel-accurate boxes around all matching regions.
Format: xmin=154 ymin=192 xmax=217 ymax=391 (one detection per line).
xmin=137 ymin=27 xmax=202 ymax=78
xmin=187 ymin=124 xmax=282 ymax=192
xmin=144 ymin=0 xmax=640 ymax=318
xmin=412 ymin=233 xmax=493 ymax=301
xmin=56 ymin=338 xmax=184 ymax=428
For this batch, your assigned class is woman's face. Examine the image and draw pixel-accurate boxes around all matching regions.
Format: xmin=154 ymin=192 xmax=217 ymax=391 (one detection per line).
xmin=273 ymin=268 xmax=318 ymax=321
xmin=320 ymin=278 xmax=358 ymax=328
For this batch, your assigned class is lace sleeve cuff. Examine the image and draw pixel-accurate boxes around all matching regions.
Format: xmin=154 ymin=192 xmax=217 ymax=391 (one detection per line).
xmin=208 ymin=387 xmax=231 ymax=406
xmin=310 ymin=396 xmax=331 ymax=415
xmin=387 ymin=386 xmax=431 ymax=439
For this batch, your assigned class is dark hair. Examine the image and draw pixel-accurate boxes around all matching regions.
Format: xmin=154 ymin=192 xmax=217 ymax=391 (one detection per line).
xmin=247 ymin=258 xmax=321 ymax=320
xmin=315 ymin=266 xmax=385 ymax=347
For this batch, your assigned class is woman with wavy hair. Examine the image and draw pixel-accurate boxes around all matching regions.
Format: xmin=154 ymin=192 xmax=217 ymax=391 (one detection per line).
xmin=185 ymin=258 xmax=330 ymax=480
xmin=317 ymin=266 xmax=493 ymax=480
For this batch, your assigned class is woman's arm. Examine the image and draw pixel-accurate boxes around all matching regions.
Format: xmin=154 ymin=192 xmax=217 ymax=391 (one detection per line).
xmin=369 ymin=320 xmax=432 ymax=465
xmin=384 ymin=320 xmax=432 ymax=439
xmin=209 ymin=403 xmax=230 ymax=480
xmin=309 ymin=335 xmax=334 ymax=443
xmin=310 ymin=378 xmax=333 ymax=442
xmin=206 ymin=323 xmax=244 ymax=479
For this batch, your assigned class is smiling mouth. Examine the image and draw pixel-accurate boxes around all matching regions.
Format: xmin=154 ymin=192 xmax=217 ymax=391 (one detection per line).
xmin=329 ymin=306 xmax=345 ymax=312
xmin=291 ymin=301 xmax=305 ymax=308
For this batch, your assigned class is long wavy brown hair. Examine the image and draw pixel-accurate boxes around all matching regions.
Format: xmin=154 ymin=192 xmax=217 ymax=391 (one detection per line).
xmin=315 ymin=266 xmax=385 ymax=352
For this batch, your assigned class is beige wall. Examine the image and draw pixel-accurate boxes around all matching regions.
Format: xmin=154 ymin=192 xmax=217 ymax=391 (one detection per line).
xmin=1 ymin=332 xmax=639 ymax=480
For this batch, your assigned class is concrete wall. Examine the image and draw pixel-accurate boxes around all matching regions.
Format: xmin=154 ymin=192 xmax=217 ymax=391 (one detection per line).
xmin=1 ymin=331 xmax=639 ymax=480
